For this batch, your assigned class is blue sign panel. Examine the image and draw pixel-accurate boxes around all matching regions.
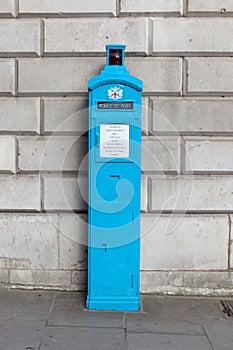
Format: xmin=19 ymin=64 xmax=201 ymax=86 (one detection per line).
xmin=86 ymin=44 xmax=143 ymax=311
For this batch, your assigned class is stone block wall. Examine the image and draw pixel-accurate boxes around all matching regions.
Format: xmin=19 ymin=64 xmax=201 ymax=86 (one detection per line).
xmin=0 ymin=0 xmax=233 ymax=295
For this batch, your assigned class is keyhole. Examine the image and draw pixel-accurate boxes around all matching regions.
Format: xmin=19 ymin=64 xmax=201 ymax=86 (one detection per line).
xmin=110 ymin=175 xmax=120 ymax=180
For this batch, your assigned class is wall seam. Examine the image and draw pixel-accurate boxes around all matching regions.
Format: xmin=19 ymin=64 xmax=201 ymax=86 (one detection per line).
xmin=228 ymin=214 xmax=232 ymax=270
xmin=148 ymin=18 xmax=153 ymax=56
xmin=15 ymin=136 xmax=19 ymax=174
xmin=40 ymin=97 xmax=44 ymax=135
xmin=183 ymin=0 xmax=188 ymax=17
xmin=182 ymin=57 xmax=188 ymax=96
xmin=116 ymin=0 xmax=121 ymax=17
xmin=15 ymin=0 xmax=19 ymax=17
xmin=40 ymin=19 xmax=44 ymax=57
xmin=14 ymin=59 xmax=18 ymax=97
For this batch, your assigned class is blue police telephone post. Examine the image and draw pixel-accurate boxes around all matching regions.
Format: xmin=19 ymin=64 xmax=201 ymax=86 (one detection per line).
xmin=86 ymin=44 xmax=143 ymax=311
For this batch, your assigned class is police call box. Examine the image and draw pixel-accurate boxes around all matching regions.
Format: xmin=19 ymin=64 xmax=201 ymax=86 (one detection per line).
xmin=86 ymin=44 xmax=143 ymax=311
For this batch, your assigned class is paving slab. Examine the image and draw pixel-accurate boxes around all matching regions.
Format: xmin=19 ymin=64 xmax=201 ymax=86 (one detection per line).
xmin=0 ymin=319 xmax=45 ymax=350
xmin=127 ymin=333 xmax=213 ymax=350
xmin=126 ymin=313 xmax=204 ymax=335
xmin=142 ymin=295 xmax=224 ymax=324
xmin=40 ymin=327 xmax=127 ymax=350
xmin=0 ymin=290 xmax=55 ymax=320
xmin=204 ymin=319 xmax=233 ymax=350
xmin=49 ymin=292 xmax=125 ymax=328
xmin=0 ymin=290 xmax=230 ymax=350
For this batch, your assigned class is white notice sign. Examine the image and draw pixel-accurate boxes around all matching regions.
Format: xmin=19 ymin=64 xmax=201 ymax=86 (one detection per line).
xmin=100 ymin=124 xmax=129 ymax=158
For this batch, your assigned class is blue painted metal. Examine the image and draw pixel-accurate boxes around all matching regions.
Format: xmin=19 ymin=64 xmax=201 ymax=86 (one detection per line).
xmin=86 ymin=44 xmax=143 ymax=311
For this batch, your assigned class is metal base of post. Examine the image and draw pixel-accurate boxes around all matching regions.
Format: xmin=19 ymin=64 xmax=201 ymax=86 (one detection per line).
xmin=86 ymin=295 xmax=140 ymax=311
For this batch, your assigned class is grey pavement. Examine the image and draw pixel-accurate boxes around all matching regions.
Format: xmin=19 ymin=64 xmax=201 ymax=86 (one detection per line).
xmin=0 ymin=290 xmax=232 ymax=350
